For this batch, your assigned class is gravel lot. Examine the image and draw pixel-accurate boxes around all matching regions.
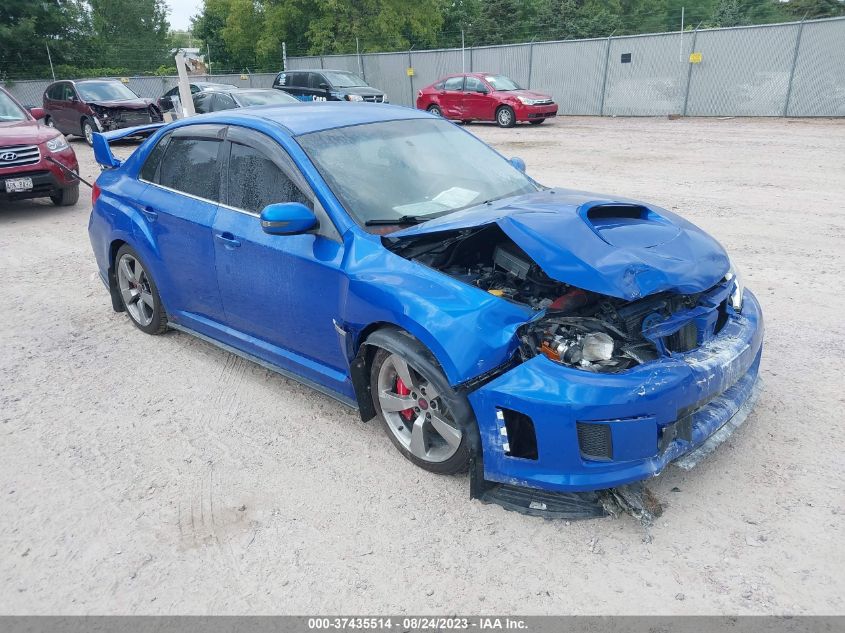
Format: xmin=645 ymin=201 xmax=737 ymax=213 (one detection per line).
xmin=1 ymin=116 xmax=843 ymax=615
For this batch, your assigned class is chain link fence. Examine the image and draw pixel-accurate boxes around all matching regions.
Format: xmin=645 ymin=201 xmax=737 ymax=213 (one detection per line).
xmin=287 ymin=16 xmax=843 ymax=117
xmin=3 ymin=17 xmax=842 ymax=117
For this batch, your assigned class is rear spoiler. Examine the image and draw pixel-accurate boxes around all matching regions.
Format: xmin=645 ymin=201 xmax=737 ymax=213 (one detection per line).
xmin=92 ymin=122 xmax=166 ymax=169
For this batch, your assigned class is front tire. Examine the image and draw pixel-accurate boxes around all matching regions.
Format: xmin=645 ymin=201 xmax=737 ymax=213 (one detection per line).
xmin=115 ymin=245 xmax=167 ymax=335
xmin=44 ymin=116 xmax=55 ymax=128
xmin=369 ymin=340 xmax=473 ymax=475
xmin=496 ymin=106 xmax=516 ymax=128
xmin=50 ymin=184 xmax=79 ymax=206
xmin=82 ymin=118 xmax=95 ymax=146
xmin=427 ymin=104 xmax=443 ymax=117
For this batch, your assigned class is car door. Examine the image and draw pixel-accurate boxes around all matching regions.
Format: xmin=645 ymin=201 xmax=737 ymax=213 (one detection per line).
xmin=50 ymin=83 xmax=73 ymax=132
xmin=439 ymin=76 xmax=464 ymax=118
xmin=136 ymin=124 xmax=226 ymax=323
xmin=285 ymin=72 xmax=308 ymax=101
xmin=212 ymin=126 xmax=347 ymax=373
xmin=462 ymin=76 xmax=496 ymax=121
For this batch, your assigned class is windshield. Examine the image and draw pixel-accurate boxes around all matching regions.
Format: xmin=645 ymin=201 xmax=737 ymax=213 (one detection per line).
xmin=323 ymin=71 xmax=367 ymax=88
xmin=76 ymin=81 xmax=139 ymax=102
xmin=236 ymin=90 xmax=298 ymax=106
xmin=0 ymin=91 xmax=27 ymax=121
xmin=485 ymin=75 xmax=521 ymax=91
xmin=298 ymin=119 xmax=538 ymax=230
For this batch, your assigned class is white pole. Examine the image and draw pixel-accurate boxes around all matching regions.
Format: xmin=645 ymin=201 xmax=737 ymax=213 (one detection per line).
xmin=175 ymin=52 xmax=196 ymax=117
xmin=461 ymin=29 xmax=465 ymax=73
xmin=206 ymin=43 xmax=212 ymax=74
xmin=680 ymin=7 xmax=685 ymax=62
xmin=45 ymin=44 xmax=56 ymax=81
xmin=356 ymin=37 xmax=362 ymax=75
xmin=282 ymin=41 xmax=287 ymax=72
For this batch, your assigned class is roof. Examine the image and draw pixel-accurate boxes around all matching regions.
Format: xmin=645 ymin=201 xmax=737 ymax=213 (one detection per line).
xmin=283 ymin=68 xmax=361 ymax=74
xmin=211 ymin=101 xmax=431 ymax=136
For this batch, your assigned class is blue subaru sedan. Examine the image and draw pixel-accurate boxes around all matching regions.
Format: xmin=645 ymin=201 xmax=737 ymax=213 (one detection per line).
xmin=88 ymin=103 xmax=763 ymax=515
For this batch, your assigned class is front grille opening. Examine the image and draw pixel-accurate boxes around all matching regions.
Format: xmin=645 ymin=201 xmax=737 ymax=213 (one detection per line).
xmin=665 ymin=322 xmax=698 ymax=353
xmin=576 ymin=422 xmax=613 ymax=461
xmin=499 ymin=408 xmax=538 ymax=460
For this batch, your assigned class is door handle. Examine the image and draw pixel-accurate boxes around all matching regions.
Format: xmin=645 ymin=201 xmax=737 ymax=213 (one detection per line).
xmin=140 ymin=206 xmax=158 ymax=221
xmin=216 ymin=232 xmax=241 ymax=248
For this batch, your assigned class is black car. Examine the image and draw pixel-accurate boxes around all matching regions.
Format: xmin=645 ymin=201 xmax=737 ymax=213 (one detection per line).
xmin=157 ymin=82 xmax=238 ymax=112
xmin=192 ymin=88 xmax=299 ymax=113
xmin=272 ymin=69 xmax=387 ymax=103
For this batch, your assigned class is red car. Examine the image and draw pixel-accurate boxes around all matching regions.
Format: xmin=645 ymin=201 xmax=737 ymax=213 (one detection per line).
xmin=0 ymin=87 xmax=80 ymax=206
xmin=43 ymin=79 xmax=163 ymax=146
xmin=416 ymin=73 xmax=558 ymax=127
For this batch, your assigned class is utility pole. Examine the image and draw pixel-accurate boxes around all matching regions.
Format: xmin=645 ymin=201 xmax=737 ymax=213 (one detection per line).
xmin=206 ymin=43 xmax=212 ymax=75
xmin=356 ymin=37 xmax=362 ymax=76
xmin=679 ymin=7 xmax=685 ymax=62
xmin=45 ymin=44 xmax=56 ymax=81
xmin=461 ymin=29 xmax=465 ymax=73
xmin=282 ymin=41 xmax=287 ymax=72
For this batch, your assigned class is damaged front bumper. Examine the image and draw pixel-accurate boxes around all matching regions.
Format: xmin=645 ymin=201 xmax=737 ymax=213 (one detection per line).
xmin=468 ymin=289 xmax=763 ymax=494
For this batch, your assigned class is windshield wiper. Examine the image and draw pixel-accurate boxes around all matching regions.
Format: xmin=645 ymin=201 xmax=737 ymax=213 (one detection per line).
xmin=365 ymin=215 xmax=427 ymax=226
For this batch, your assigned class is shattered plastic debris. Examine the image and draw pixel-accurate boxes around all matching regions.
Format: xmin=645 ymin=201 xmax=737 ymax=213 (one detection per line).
xmin=601 ymin=482 xmax=664 ymax=526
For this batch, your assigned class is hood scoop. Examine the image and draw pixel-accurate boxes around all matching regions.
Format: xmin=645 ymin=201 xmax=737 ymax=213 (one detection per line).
xmin=582 ymin=204 xmax=681 ymax=249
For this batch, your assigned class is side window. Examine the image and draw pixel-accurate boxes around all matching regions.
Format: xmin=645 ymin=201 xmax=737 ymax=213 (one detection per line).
xmin=464 ymin=77 xmax=484 ymax=92
xmin=190 ymin=84 xmax=200 ymax=94
xmin=275 ymin=72 xmax=286 ymax=86
xmin=290 ymin=73 xmax=308 ymax=88
xmin=444 ymin=76 xmax=464 ymax=91
xmin=140 ymin=133 xmax=171 ymax=182
xmin=433 ymin=81 xmax=444 ymax=90
xmin=193 ymin=92 xmax=213 ymax=114
xmin=214 ymin=93 xmax=238 ymax=111
xmin=65 ymin=84 xmax=78 ymax=101
xmin=226 ymin=142 xmax=310 ymax=214
xmin=309 ymin=73 xmax=326 ymax=89
xmin=158 ymin=137 xmax=222 ymax=201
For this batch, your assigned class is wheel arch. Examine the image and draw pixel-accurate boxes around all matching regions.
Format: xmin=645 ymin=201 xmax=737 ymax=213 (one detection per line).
xmin=349 ymin=322 xmax=454 ymax=422
xmin=107 ymin=238 xmax=128 ymax=312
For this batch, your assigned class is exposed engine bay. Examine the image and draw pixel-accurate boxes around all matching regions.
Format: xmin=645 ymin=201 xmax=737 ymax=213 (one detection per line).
xmin=386 ymin=225 xmax=730 ymax=374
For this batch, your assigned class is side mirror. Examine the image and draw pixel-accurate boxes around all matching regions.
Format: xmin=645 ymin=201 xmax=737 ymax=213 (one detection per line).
xmin=477 ymin=88 xmax=488 ymax=95
xmin=260 ymin=202 xmax=317 ymax=235
xmin=29 ymin=107 xmax=46 ymax=120
xmin=509 ymin=156 xmax=526 ymax=173
xmin=319 ymin=83 xmax=330 ymax=90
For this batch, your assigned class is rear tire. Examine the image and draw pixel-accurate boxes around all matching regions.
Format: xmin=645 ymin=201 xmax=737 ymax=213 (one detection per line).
xmin=496 ymin=106 xmax=516 ymax=128
xmin=461 ymin=120 xmax=472 ymax=125
xmin=114 ymin=245 xmax=167 ymax=335
xmin=368 ymin=333 xmax=474 ymax=475
xmin=50 ymin=184 xmax=79 ymax=206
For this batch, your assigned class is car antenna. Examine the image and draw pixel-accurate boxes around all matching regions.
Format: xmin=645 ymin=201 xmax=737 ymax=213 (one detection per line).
xmin=45 ymin=156 xmax=94 ymax=188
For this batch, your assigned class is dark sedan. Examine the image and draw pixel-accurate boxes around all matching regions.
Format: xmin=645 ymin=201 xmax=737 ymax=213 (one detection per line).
xmin=157 ymin=81 xmax=238 ymax=113
xmin=192 ymin=88 xmax=299 ymax=113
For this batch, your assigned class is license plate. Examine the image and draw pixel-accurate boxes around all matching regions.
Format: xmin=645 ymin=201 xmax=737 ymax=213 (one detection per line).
xmin=5 ymin=177 xmax=33 ymax=193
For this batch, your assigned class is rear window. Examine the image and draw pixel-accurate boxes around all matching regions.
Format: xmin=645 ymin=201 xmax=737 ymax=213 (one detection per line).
xmin=158 ymin=137 xmax=222 ymax=201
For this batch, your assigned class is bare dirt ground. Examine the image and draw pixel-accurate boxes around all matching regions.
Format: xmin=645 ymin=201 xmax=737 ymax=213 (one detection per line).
xmin=1 ymin=116 xmax=843 ymax=615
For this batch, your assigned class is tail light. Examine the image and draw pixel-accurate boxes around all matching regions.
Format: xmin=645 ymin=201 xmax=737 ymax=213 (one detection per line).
xmin=91 ymin=182 xmax=101 ymax=207
xmin=417 ymin=90 xmax=422 ymax=97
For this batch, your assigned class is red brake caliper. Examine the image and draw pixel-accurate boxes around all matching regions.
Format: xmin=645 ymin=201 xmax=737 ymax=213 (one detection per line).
xmin=395 ymin=377 xmax=415 ymax=421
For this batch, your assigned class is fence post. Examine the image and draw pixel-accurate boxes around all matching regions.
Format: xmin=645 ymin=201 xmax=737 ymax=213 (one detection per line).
xmin=319 ymin=56 xmax=325 ymax=69
xmin=783 ymin=18 xmax=806 ymax=117
xmin=407 ymin=48 xmax=414 ymax=106
xmin=527 ymin=39 xmax=535 ymax=89
xmin=682 ymin=28 xmax=699 ymax=116
xmin=469 ymin=46 xmax=473 ymax=72
xmin=599 ymin=35 xmax=613 ymax=116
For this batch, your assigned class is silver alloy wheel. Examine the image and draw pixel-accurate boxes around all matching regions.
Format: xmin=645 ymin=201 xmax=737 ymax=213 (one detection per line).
xmin=428 ymin=105 xmax=442 ymax=117
xmin=497 ymin=108 xmax=513 ymax=126
xmin=376 ymin=353 xmax=463 ymax=463
xmin=83 ymin=121 xmax=94 ymax=145
xmin=117 ymin=253 xmax=155 ymax=327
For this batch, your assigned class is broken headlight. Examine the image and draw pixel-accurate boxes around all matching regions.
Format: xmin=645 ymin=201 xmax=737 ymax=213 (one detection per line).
xmin=726 ymin=263 xmax=744 ymax=312
xmin=539 ymin=325 xmax=631 ymax=372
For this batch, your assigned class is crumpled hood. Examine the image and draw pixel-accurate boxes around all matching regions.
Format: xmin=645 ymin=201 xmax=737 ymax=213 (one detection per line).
xmin=88 ymin=98 xmax=153 ymax=109
xmin=390 ymin=189 xmax=730 ymax=300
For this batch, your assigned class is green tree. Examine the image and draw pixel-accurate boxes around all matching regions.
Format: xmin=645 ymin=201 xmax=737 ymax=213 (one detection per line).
xmin=0 ymin=0 xmax=90 ymax=80
xmin=88 ymin=0 xmax=171 ymax=73
xmin=781 ymin=0 xmax=845 ymax=19
xmin=711 ymin=0 xmax=745 ymax=26
xmin=192 ymin=0 xmax=233 ymax=69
